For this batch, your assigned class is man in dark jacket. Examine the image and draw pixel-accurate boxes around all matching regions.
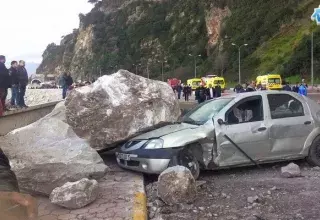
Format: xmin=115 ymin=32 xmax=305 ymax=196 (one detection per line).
xmin=176 ymin=83 xmax=183 ymax=100
xmin=215 ymin=83 xmax=222 ymax=97
xmin=9 ymin=61 xmax=19 ymax=107
xmin=17 ymin=60 xmax=29 ymax=108
xmin=0 ymin=55 xmax=11 ymax=113
xmin=183 ymin=85 xmax=189 ymax=101
xmin=292 ymin=82 xmax=299 ymax=93
xmin=0 ymin=148 xmax=38 ymax=219
xmin=61 ymin=72 xmax=73 ymax=99
xmin=283 ymin=82 xmax=292 ymax=91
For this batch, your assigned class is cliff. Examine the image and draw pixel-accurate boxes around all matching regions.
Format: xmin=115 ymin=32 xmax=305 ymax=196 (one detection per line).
xmin=37 ymin=0 xmax=320 ymax=83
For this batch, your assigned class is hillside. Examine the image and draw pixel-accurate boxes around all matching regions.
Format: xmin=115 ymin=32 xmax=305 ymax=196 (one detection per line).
xmin=37 ymin=0 xmax=320 ymax=83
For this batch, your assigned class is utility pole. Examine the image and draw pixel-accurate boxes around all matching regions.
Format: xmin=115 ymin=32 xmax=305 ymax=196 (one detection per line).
xmin=232 ymin=43 xmax=248 ymax=84
xmin=188 ymin=54 xmax=201 ymax=78
xmin=311 ymin=32 xmax=314 ymax=88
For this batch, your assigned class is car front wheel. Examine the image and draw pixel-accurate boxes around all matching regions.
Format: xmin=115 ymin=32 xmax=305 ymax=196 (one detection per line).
xmin=307 ymin=136 xmax=320 ymax=167
xmin=169 ymin=149 xmax=200 ymax=180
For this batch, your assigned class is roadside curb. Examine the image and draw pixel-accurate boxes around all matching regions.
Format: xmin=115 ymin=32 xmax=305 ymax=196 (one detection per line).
xmin=132 ymin=174 xmax=147 ymax=220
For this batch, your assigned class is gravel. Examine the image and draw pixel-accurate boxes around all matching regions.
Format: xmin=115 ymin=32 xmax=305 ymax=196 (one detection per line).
xmin=146 ymin=161 xmax=320 ymax=220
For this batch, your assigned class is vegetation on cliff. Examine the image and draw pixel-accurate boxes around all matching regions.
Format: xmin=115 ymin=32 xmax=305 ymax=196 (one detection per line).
xmin=37 ymin=0 xmax=320 ymax=83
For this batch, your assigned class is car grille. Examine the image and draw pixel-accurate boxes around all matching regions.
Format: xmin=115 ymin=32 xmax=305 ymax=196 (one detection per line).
xmin=119 ymin=159 xmax=140 ymax=167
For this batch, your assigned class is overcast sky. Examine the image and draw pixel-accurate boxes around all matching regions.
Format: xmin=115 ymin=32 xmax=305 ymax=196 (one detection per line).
xmin=0 ymin=0 xmax=93 ymax=64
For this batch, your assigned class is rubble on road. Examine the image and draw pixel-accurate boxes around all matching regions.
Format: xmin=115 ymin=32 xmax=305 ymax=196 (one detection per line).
xmin=146 ymin=163 xmax=320 ymax=220
xmin=281 ymin=162 xmax=302 ymax=178
xmin=65 ymin=70 xmax=181 ymax=150
xmin=157 ymin=166 xmax=197 ymax=205
xmin=0 ymin=102 xmax=108 ymax=195
xmin=50 ymin=178 xmax=99 ymax=209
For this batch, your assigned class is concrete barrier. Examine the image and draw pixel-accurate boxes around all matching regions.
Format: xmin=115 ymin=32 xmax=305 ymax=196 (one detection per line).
xmin=0 ymin=101 xmax=61 ymax=136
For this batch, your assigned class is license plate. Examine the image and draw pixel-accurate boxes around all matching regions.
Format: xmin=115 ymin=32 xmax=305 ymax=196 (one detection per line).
xmin=117 ymin=153 xmax=131 ymax=161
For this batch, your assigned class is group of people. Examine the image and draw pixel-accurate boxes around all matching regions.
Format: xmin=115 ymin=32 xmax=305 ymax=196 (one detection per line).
xmin=195 ymin=83 xmax=222 ymax=104
xmin=0 ymin=55 xmax=29 ymax=115
xmin=233 ymin=81 xmax=309 ymax=96
xmin=174 ymin=84 xmax=192 ymax=101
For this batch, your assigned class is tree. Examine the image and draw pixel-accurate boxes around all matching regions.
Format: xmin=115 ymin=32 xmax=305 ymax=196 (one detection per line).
xmin=88 ymin=0 xmax=99 ymax=4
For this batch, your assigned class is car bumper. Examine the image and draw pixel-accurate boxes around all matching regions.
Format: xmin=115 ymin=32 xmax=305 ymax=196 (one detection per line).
xmin=115 ymin=148 xmax=182 ymax=174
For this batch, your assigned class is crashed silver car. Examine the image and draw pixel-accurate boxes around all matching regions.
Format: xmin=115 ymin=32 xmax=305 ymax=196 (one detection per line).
xmin=116 ymin=91 xmax=320 ymax=179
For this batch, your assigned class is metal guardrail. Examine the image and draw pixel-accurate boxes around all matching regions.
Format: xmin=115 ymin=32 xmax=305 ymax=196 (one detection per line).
xmin=0 ymin=101 xmax=61 ymax=136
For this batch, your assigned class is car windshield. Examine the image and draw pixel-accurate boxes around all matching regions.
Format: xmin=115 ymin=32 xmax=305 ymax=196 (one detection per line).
xmin=268 ymin=78 xmax=281 ymax=84
xmin=182 ymin=98 xmax=233 ymax=125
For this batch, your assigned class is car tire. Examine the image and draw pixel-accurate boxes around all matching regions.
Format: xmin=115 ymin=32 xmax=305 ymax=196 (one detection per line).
xmin=307 ymin=135 xmax=320 ymax=167
xmin=169 ymin=148 xmax=200 ymax=180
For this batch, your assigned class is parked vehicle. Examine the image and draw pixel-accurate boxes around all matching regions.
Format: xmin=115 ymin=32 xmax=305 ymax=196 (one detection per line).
xmin=167 ymin=78 xmax=181 ymax=89
xmin=256 ymin=74 xmax=282 ymax=90
xmin=207 ymin=76 xmax=226 ymax=90
xmin=187 ymin=78 xmax=202 ymax=90
xmin=116 ymin=91 xmax=320 ymax=179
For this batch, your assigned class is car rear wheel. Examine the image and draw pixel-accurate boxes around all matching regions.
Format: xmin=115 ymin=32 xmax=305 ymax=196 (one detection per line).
xmin=170 ymin=149 xmax=200 ymax=180
xmin=307 ymin=136 xmax=320 ymax=167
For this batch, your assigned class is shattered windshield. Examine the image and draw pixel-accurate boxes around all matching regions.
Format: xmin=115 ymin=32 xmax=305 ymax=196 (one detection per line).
xmin=182 ymin=98 xmax=233 ymax=125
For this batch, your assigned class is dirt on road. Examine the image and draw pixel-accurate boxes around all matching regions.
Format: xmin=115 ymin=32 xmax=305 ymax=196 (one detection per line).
xmin=146 ymin=161 xmax=320 ymax=220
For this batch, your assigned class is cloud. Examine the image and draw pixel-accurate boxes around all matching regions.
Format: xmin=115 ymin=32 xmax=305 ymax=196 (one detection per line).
xmin=0 ymin=0 xmax=92 ymax=63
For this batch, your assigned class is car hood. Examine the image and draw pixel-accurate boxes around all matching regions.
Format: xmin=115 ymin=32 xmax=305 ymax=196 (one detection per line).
xmin=132 ymin=123 xmax=199 ymax=140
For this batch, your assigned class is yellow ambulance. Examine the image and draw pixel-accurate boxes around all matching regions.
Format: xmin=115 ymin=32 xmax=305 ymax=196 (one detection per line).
xmin=187 ymin=78 xmax=202 ymax=90
xmin=256 ymin=74 xmax=282 ymax=90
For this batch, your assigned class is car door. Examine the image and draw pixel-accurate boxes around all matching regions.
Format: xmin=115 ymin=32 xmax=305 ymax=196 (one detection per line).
xmin=214 ymin=95 xmax=272 ymax=167
xmin=266 ymin=93 xmax=314 ymax=159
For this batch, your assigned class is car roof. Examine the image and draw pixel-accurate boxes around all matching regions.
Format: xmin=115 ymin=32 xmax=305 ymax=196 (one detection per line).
xmin=218 ymin=90 xmax=300 ymax=100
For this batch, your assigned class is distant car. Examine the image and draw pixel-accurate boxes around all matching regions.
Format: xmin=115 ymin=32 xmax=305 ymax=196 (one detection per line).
xmin=116 ymin=91 xmax=320 ymax=179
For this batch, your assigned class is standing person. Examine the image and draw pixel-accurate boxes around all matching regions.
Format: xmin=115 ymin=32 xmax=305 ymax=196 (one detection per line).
xmin=292 ymin=82 xmax=300 ymax=93
xmin=234 ymin=83 xmax=243 ymax=93
xmin=183 ymin=85 xmax=189 ymax=101
xmin=17 ymin=60 xmax=29 ymax=108
xmin=0 ymin=55 xmax=10 ymax=114
xmin=198 ymin=84 xmax=206 ymax=103
xmin=283 ymin=82 xmax=292 ymax=91
xmin=215 ymin=82 xmax=222 ymax=98
xmin=298 ymin=83 xmax=307 ymax=96
xmin=188 ymin=84 xmax=192 ymax=97
xmin=9 ymin=61 xmax=19 ymax=108
xmin=246 ymin=81 xmax=256 ymax=92
xmin=61 ymin=72 xmax=73 ymax=99
xmin=176 ymin=83 xmax=182 ymax=100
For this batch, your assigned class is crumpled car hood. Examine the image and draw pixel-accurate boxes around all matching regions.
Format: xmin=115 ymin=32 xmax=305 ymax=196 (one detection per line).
xmin=132 ymin=123 xmax=199 ymax=140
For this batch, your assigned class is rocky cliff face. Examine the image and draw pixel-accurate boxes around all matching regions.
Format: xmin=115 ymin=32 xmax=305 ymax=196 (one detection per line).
xmin=37 ymin=0 xmax=319 ymax=82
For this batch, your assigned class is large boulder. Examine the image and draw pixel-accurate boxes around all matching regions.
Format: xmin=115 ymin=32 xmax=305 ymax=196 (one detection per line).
xmin=0 ymin=102 xmax=108 ymax=196
xmin=157 ymin=166 xmax=197 ymax=205
xmin=50 ymin=178 xmax=99 ymax=209
xmin=65 ymin=70 xmax=181 ymax=150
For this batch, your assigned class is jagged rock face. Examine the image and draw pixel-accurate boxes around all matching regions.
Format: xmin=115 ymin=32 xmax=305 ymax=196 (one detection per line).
xmin=0 ymin=102 xmax=108 ymax=196
xmin=205 ymin=6 xmax=231 ymax=47
xmin=65 ymin=70 xmax=181 ymax=150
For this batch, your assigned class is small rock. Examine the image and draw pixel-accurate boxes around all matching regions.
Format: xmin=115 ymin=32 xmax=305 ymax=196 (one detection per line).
xmin=151 ymin=206 xmax=157 ymax=212
xmin=313 ymin=166 xmax=320 ymax=171
xmin=114 ymin=176 xmax=122 ymax=181
xmin=226 ymin=195 xmax=231 ymax=199
xmin=207 ymin=213 xmax=213 ymax=217
xmin=250 ymin=188 xmax=255 ymax=191
xmin=193 ymin=209 xmax=198 ymax=213
xmin=199 ymin=207 xmax=205 ymax=211
xmin=247 ymin=196 xmax=259 ymax=204
xmin=213 ymin=213 xmax=218 ymax=217
xmin=247 ymin=206 xmax=253 ymax=209
xmin=267 ymin=190 xmax=271 ymax=195
xmin=295 ymin=213 xmax=304 ymax=219
xmin=271 ymin=186 xmax=277 ymax=191
xmin=281 ymin=163 xmax=302 ymax=178
xmin=268 ymin=206 xmax=275 ymax=213
xmin=221 ymin=193 xmax=228 ymax=198
xmin=147 ymin=202 xmax=153 ymax=207
xmin=154 ymin=199 xmax=165 ymax=207
xmin=196 ymin=180 xmax=207 ymax=188
xmin=226 ymin=216 xmax=238 ymax=220
xmin=179 ymin=203 xmax=193 ymax=211
xmin=252 ymin=203 xmax=259 ymax=208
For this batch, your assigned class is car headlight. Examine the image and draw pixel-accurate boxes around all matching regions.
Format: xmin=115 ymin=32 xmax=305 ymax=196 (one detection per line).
xmin=144 ymin=139 xmax=164 ymax=149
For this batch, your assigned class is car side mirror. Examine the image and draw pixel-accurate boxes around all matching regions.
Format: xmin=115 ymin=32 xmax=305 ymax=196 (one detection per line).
xmin=217 ymin=118 xmax=225 ymax=125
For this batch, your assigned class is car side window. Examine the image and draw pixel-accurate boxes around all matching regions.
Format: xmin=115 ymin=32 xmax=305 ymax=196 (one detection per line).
xmin=225 ymin=96 xmax=263 ymax=125
xmin=267 ymin=94 xmax=304 ymax=119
